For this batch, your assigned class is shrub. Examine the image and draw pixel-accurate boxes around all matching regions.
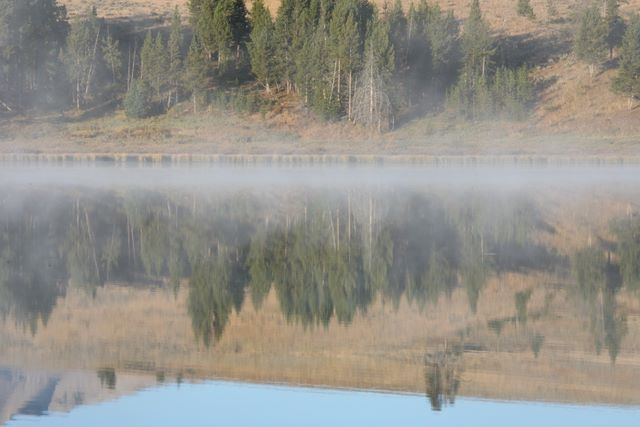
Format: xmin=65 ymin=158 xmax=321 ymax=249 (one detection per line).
xmin=517 ymin=0 xmax=535 ymax=19
xmin=124 ymin=80 xmax=154 ymax=119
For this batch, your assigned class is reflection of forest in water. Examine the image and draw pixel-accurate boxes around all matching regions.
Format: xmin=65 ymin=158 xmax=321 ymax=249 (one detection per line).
xmin=0 ymin=187 xmax=638 ymax=395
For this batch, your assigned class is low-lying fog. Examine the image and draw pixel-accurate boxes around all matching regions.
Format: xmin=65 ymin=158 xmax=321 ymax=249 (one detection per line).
xmin=2 ymin=164 xmax=640 ymax=191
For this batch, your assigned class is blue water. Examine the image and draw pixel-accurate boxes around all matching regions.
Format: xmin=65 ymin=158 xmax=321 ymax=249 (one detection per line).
xmin=6 ymin=381 xmax=639 ymax=427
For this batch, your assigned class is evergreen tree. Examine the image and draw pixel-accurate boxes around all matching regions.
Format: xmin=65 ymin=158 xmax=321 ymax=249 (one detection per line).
xmin=188 ymin=0 xmax=217 ymax=58
xmin=168 ymin=7 xmax=184 ymax=107
xmin=426 ymin=5 xmax=460 ymax=86
xmin=248 ymin=0 xmax=275 ymax=92
xmin=140 ymin=31 xmax=154 ymax=81
xmin=185 ymin=37 xmax=209 ymax=112
xmin=605 ymin=0 xmax=625 ymax=60
xmin=124 ymin=78 xmax=154 ymax=118
xmin=0 ymin=0 xmax=69 ymax=111
xmin=386 ymin=0 xmax=408 ymax=72
xmin=405 ymin=1 xmax=431 ymax=100
xmin=212 ymin=0 xmax=250 ymax=71
xmin=329 ymin=0 xmax=369 ymax=118
xmin=462 ymin=0 xmax=494 ymax=78
xmin=517 ymin=0 xmax=535 ymax=20
xmin=574 ymin=4 xmax=608 ymax=79
xmin=140 ymin=32 xmax=167 ymax=97
xmin=613 ymin=15 xmax=640 ymax=109
xmin=273 ymin=0 xmax=298 ymax=93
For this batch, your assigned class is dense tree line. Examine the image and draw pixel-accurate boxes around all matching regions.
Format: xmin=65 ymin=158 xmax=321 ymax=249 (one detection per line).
xmin=0 ymin=0 xmax=539 ymax=131
xmin=7 ymin=0 xmax=640 ymax=130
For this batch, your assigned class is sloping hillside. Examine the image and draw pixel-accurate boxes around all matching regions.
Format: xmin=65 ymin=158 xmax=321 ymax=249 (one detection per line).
xmin=49 ymin=0 xmax=640 ymax=147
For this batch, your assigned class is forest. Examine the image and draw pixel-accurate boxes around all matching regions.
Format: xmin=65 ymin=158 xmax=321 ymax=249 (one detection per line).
xmin=0 ymin=0 xmax=635 ymax=134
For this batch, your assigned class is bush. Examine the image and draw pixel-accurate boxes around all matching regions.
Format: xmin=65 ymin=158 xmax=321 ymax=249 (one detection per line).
xmin=517 ymin=0 xmax=535 ymax=19
xmin=447 ymin=66 xmax=533 ymax=120
xmin=212 ymin=88 xmax=272 ymax=115
xmin=124 ymin=80 xmax=154 ymax=119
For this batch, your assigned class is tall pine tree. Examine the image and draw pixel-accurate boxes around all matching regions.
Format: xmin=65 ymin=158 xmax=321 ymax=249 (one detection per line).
xmin=605 ymin=0 xmax=625 ymax=60
xmin=574 ymin=4 xmax=608 ymax=79
xmin=248 ymin=0 xmax=275 ymax=92
xmin=168 ymin=7 xmax=184 ymax=107
xmin=0 ymin=0 xmax=69 ymax=111
xmin=613 ymin=15 xmax=640 ymax=109
xmin=185 ymin=37 xmax=209 ymax=112
xmin=462 ymin=0 xmax=493 ymax=79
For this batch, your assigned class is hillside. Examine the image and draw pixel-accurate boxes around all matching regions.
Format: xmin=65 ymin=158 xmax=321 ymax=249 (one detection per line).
xmin=1 ymin=0 xmax=634 ymax=155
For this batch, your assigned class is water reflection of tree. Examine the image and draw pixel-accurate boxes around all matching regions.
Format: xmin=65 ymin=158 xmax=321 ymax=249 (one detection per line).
xmin=97 ymin=368 xmax=116 ymax=389
xmin=424 ymin=345 xmax=463 ymax=411
xmin=0 ymin=193 xmax=68 ymax=335
xmin=188 ymin=252 xmax=247 ymax=347
xmin=573 ymin=246 xmax=627 ymax=364
xmin=0 ymin=189 xmax=563 ymax=343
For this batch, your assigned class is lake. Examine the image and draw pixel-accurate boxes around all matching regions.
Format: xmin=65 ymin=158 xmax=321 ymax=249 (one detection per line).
xmin=1 ymin=164 xmax=639 ymax=425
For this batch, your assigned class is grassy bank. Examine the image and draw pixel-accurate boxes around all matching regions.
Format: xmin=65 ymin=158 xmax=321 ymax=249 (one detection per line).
xmin=2 ymin=103 xmax=640 ymax=162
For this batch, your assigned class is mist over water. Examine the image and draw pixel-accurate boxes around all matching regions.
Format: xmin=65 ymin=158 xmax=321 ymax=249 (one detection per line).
xmin=3 ymin=164 xmax=640 ymax=190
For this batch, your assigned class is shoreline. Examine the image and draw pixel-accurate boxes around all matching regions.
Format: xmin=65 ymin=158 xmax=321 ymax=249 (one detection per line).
xmin=3 ymin=152 xmax=640 ymax=166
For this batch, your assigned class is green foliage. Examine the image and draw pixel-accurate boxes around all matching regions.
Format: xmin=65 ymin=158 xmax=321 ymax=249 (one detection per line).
xmin=574 ymin=4 xmax=608 ymax=76
xmin=124 ymin=79 xmax=154 ymax=118
xmin=102 ymin=32 xmax=121 ymax=84
xmin=530 ymin=333 xmax=545 ymax=358
xmin=212 ymin=87 xmax=270 ymax=114
xmin=0 ymin=0 xmax=69 ymax=111
xmin=517 ymin=0 xmax=535 ymax=20
xmin=168 ymin=6 xmax=184 ymax=107
xmin=426 ymin=6 xmax=460 ymax=85
xmin=140 ymin=31 xmax=167 ymax=96
xmin=64 ymin=6 xmax=101 ymax=109
xmin=515 ymin=289 xmax=532 ymax=324
xmin=605 ymin=0 xmax=625 ymax=58
xmin=447 ymin=65 xmax=533 ymax=120
xmin=493 ymin=65 xmax=534 ymax=119
xmin=462 ymin=0 xmax=494 ymax=78
xmin=611 ymin=217 xmax=640 ymax=292
xmin=210 ymin=0 xmax=250 ymax=70
xmin=573 ymin=246 xmax=606 ymax=302
xmin=185 ymin=37 xmax=210 ymax=111
xmin=248 ymin=0 xmax=275 ymax=91
xmin=612 ymin=15 xmax=640 ymax=103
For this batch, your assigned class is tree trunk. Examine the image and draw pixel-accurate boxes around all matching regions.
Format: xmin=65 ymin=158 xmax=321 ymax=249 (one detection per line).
xmin=0 ymin=98 xmax=13 ymax=112
xmin=85 ymin=24 xmax=102 ymax=100
xmin=369 ymin=60 xmax=374 ymax=125
xmin=348 ymin=70 xmax=352 ymax=121
xmin=337 ymin=59 xmax=341 ymax=100
xmin=76 ymin=77 xmax=81 ymax=110
xmin=329 ymin=59 xmax=337 ymax=101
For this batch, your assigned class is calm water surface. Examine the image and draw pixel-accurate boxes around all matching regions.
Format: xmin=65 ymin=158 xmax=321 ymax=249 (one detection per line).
xmin=1 ymin=165 xmax=640 ymax=425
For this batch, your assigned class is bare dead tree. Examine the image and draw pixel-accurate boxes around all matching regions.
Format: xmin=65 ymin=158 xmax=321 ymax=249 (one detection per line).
xmin=352 ymin=52 xmax=392 ymax=133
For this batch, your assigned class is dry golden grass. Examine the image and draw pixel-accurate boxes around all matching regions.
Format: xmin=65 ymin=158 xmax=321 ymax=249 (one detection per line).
xmin=2 ymin=274 xmax=639 ymax=405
